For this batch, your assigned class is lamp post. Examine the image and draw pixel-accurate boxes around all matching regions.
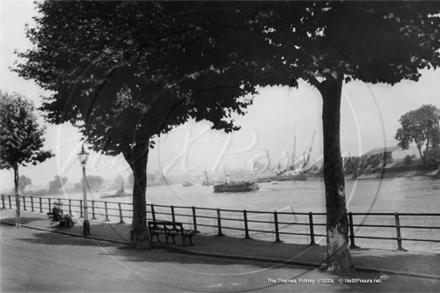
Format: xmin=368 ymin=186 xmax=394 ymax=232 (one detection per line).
xmin=78 ymin=145 xmax=90 ymax=236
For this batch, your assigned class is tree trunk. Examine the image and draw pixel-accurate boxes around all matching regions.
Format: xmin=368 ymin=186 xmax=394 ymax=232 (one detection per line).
xmin=123 ymin=141 xmax=151 ymax=249
xmin=318 ymin=73 xmax=354 ymax=273
xmin=13 ymin=165 xmax=21 ymax=228
xmin=416 ymin=144 xmax=426 ymax=166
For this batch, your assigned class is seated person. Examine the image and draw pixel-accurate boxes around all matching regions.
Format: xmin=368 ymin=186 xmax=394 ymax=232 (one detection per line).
xmin=52 ymin=200 xmax=75 ymax=228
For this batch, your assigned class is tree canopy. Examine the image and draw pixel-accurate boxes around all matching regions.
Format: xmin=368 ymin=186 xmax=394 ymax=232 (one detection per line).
xmin=111 ymin=175 xmax=125 ymax=191
xmin=395 ymin=104 xmax=440 ymax=166
xmin=18 ymin=175 xmax=32 ymax=192
xmin=0 ymin=91 xmax=54 ymax=172
xmin=14 ymin=1 xmax=275 ymax=156
xmin=48 ymin=175 xmax=68 ymax=194
xmin=264 ymin=1 xmax=440 ymax=86
xmin=86 ymin=175 xmax=105 ymax=191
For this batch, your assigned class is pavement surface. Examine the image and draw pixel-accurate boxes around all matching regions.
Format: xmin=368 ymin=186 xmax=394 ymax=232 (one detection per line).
xmin=1 ymin=208 xmax=439 ymax=292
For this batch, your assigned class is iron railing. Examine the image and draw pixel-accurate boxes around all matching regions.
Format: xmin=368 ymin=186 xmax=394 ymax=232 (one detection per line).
xmin=2 ymin=194 xmax=439 ymax=251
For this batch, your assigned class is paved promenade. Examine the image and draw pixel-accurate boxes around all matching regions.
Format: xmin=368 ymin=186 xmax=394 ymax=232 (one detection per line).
xmin=1 ymin=208 xmax=439 ymax=289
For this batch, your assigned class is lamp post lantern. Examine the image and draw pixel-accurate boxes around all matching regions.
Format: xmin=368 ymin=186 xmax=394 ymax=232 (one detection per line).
xmin=78 ymin=145 xmax=90 ymax=236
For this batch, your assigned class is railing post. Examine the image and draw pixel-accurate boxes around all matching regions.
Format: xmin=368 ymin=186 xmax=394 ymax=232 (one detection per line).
xmin=348 ymin=212 xmax=360 ymax=249
xmin=216 ymin=209 xmax=225 ymax=237
xmin=39 ymin=197 xmax=43 ymax=213
xmin=308 ymin=212 xmax=316 ymax=245
xmin=192 ymin=206 xmax=200 ymax=233
xmin=68 ymin=199 xmax=72 ymax=215
xmin=118 ymin=203 xmax=124 ymax=223
xmin=30 ymin=196 xmax=35 ymax=212
xmin=8 ymin=195 xmax=12 ymax=209
xmin=171 ymin=205 xmax=176 ymax=222
xmin=274 ymin=211 xmax=282 ymax=243
xmin=79 ymin=200 xmax=83 ymax=218
xmin=48 ymin=198 xmax=52 ymax=212
xmin=1 ymin=194 xmax=5 ymax=209
xmin=394 ymin=212 xmax=406 ymax=251
xmin=91 ymin=201 xmax=97 ymax=220
xmin=151 ymin=204 xmax=156 ymax=222
xmin=104 ymin=201 xmax=109 ymax=221
xmin=243 ymin=210 xmax=252 ymax=239
xmin=22 ymin=196 xmax=27 ymax=211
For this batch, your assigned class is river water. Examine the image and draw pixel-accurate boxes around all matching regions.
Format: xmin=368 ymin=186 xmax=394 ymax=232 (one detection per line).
xmin=53 ymin=176 xmax=440 ymax=253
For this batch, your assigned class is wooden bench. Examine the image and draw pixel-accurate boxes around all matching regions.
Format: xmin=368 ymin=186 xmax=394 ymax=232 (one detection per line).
xmin=47 ymin=212 xmax=67 ymax=228
xmin=148 ymin=221 xmax=195 ymax=246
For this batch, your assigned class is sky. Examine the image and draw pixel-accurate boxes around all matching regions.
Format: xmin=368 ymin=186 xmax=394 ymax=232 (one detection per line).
xmin=1 ymin=1 xmax=440 ymax=190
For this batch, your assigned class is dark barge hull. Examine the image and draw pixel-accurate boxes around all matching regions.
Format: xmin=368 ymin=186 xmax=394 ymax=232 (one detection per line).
xmin=213 ymin=182 xmax=259 ymax=193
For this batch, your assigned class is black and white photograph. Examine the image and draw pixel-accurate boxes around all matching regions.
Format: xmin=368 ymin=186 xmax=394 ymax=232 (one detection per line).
xmin=1 ymin=1 xmax=439 ymax=292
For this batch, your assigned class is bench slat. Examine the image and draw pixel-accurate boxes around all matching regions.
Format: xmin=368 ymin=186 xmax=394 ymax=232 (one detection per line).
xmin=148 ymin=221 xmax=194 ymax=246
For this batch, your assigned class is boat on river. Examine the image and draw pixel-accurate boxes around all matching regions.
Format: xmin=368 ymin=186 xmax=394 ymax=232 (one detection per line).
xmin=101 ymin=192 xmax=131 ymax=198
xmin=101 ymin=185 xmax=131 ymax=198
xmin=213 ymin=175 xmax=258 ymax=193
xmin=202 ymin=169 xmax=213 ymax=186
xmin=270 ymin=131 xmax=315 ymax=182
xmin=271 ymin=171 xmax=308 ymax=181
xmin=213 ymin=181 xmax=259 ymax=193
xmin=183 ymin=181 xmax=194 ymax=187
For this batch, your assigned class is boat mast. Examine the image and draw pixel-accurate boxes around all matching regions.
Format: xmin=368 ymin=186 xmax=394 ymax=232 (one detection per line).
xmin=302 ymin=130 xmax=316 ymax=169
xmin=203 ymin=168 xmax=209 ymax=184
xmin=291 ymin=135 xmax=297 ymax=170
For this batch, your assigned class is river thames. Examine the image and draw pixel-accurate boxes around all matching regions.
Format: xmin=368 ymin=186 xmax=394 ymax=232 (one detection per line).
xmin=53 ymin=176 xmax=440 ymax=253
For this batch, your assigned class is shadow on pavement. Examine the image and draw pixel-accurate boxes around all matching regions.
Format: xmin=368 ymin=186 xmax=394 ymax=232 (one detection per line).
xmin=3 ymin=217 xmax=49 ymax=225
xmin=14 ymin=230 xmax=119 ymax=247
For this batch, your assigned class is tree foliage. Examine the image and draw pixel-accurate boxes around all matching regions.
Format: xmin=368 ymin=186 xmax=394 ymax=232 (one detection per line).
xmin=18 ymin=175 xmax=32 ymax=192
xmin=111 ymin=175 xmax=125 ymax=190
xmin=404 ymin=155 xmax=413 ymax=166
xmin=86 ymin=175 xmax=105 ymax=191
xmin=14 ymin=1 xmax=275 ymax=155
xmin=48 ymin=175 xmax=68 ymax=193
xmin=74 ymin=182 xmax=82 ymax=191
xmin=425 ymin=146 xmax=440 ymax=168
xmin=395 ymin=104 xmax=440 ymax=165
xmin=264 ymin=2 xmax=440 ymax=86
xmin=0 ymin=91 xmax=54 ymax=172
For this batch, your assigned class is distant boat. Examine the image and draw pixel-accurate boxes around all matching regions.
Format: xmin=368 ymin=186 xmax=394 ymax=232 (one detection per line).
xmin=183 ymin=181 xmax=194 ymax=187
xmin=100 ymin=192 xmax=131 ymax=198
xmin=270 ymin=131 xmax=315 ymax=182
xmin=202 ymin=169 xmax=213 ymax=186
xmin=101 ymin=183 xmax=131 ymax=198
xmin=270 ymin=169 xmax=308 ymax=181
xmin=256 ymin=178 xmax=271 ymax=183
xmin=213 ymin=175 xmax=258 ymax=193
xmin=214 ymin=181 xmax=259 ymax=193
xmin=101 ymin=189 xmax=131 ymax=198
xmin=271 ymin=171 xmax=308 ymax=181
